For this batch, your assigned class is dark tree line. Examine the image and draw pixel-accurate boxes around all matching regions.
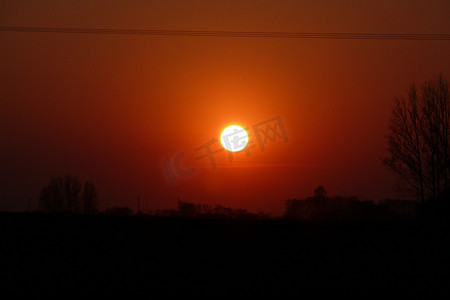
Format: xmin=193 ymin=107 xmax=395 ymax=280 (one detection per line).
xmin=285 ymin=186 xmax=389 ymax=221
xmin=384 ymin=74 xmax=449 ymax=204
xmin=39 ymin=175 xmax=99 ymax=214
xmin=285 ymin=186 xmax=419 ymax=221
xmin=175 ymin=198 xmax=269 ymax=219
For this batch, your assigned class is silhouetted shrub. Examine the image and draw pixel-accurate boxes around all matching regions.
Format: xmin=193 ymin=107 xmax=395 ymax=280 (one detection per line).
xmin=105 ymin=206 xmax=133 ymax=216
xmin=177 ymin=198 xmax=201 ymax=217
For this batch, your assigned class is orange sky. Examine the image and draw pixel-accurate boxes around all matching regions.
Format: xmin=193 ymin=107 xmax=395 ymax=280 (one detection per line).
xmin=1 ymin=1 xmax=450 ymax=215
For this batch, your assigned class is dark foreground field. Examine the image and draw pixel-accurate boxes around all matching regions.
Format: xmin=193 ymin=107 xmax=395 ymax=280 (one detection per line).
xmin=1 ymin=212 xmax=449 ymax=295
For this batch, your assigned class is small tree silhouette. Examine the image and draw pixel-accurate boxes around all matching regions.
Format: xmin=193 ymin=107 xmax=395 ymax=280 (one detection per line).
xmin=39 ymin=175 xmax=99 ymax=214
xmin=314 ymin=186 xmax=327 ymax=199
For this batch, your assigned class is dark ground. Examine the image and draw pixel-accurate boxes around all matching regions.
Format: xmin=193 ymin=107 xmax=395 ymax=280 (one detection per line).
xmin=1 ymin=212 xmax=449 ymax=295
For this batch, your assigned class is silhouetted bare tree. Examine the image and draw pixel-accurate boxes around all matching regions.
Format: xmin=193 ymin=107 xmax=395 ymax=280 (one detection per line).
xmin=39 ymin=175 xmax=99 ymax=214
xmin=384 ymin=74 xmax=449 ymax=203
xmin=83 ymin=181 xmax=99 ymax=214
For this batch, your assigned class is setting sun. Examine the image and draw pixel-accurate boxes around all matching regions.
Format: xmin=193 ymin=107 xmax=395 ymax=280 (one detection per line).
xmin=220 ymin=125 xmax=249 ymax=152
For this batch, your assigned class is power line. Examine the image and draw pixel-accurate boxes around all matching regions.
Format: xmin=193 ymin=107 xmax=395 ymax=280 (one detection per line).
xmin=1 ymin=26 xmax=450 ymax=40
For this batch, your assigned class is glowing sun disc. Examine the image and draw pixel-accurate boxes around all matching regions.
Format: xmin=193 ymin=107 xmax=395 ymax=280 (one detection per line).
xmin=220 ymin=125 xmax=249 ymax=152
